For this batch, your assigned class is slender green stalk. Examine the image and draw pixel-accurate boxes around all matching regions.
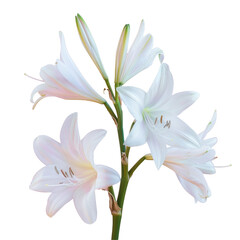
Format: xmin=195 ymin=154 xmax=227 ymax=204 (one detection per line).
xmin=108 ymin=186 xmax=116 ymax=200
xmin=104 ymin=77 xmax=115 ymax=101
xmin=104 ymin=101 xmax=118 ymax=123
xmin=129 ymin=155 xmax=147 ymax=178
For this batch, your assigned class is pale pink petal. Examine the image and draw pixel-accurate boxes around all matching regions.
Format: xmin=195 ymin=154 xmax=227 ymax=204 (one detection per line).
xmin=165 ymin=163 xmax=210 ymax=202
xmin=147 ymin=133 xmax=166 ymax=169
xmin=73 ymin=186 xmax=97 ymax=224
xmin=95 ymin=165 xmax=120 ymax=189
xmin=60 ymin=113 xmax=80 ymax=159
xmin=33 ymin=135 xmax=65 ymax=166
xmin=46 ymin=187 xmax=75 ymax=217
xmin=124 ymin=120 xmax=148 ymax=146
xmin=81 ymin=129 xmax=106 ymax=165
xmin=117 ymin=86 xmax=145 ymax=121
xmin=30 ymin=165 xmax=65 ymax=192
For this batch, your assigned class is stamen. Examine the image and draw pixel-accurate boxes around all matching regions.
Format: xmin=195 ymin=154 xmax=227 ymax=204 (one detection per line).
xmin=54 ymin=166 xmax=59 ymax=174
xmin=32 ymin=95 xmax=46 ymax=110
xmin=24 ymin=73 xmax=43 ymax=82
xmin=61 ymin=170 xmax=67 ymax=178
xmin=160 ymin=115 xmax=163 ymax=124
xmin=215 ymin=164 xmax=232 ymax=168
xmin=154 ymin=117 xmax=158 ymax=125
xmin=65 ymin=172 xmax=69 ymax=178
xmin=164 ymin=120 xmax=171 ymax=129
xmin=69 ymin=167 xmax=74 ymax=177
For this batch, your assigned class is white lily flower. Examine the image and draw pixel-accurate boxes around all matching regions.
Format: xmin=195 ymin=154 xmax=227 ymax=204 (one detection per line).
xmin=75 ymin=14 xmax=108 ymax=80
xmin=115 ymin=20 xmax=163 ymax=85
xmin=163 ymin=111 xmax=218 ymax=202
xmin=117 ymin=63 xmax=201 ymax=169
xmin=30 ymin=32 xmax=105 ymax=109
xmin=30 ymin=113 xmax=120 ymax=224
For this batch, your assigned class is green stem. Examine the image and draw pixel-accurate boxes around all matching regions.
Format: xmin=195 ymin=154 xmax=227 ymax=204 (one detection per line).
xmin=111 ymin=86 xmax=129 ymax=240
xmin=104 ymin=77 xmax=115 ymax=101
xmin=108 ymin=186 xmax=116 ymax=200
xmin=104 ymin=101 xmax=118 ymax=123
xmin=129 ymin=155 xmax=151 ymax=179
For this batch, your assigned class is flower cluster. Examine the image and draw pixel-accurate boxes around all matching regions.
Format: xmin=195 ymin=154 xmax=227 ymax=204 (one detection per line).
xmin=28 ymin=14 xmax=218 ymax=237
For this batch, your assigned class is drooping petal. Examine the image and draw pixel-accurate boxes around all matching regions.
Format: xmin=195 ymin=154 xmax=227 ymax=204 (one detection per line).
xmin=115 ymin=24 xmax=130 ymax=83
xmin=161 ymin=91 xmax=200 ymax=116
xmin=33 ymin=135 xmax=65 ymax=166
xmin=164 ymin=117 xmax=201 ymax=149
xmin=30 ymin=165 xmax=66 ymax=192
xmin=73 ymin=186 xmax=97 ymax=224
xmin=75 ymin=14 xmax=108 ymax=80
xmin=199 ymin=111 xmax=217 ymax=140
xmin=147 ymin=133 xmax=166 ymax=169
xmin=60 ymin=113 xmax=80 ymax=157
xmin=204 ymin=137 xmax=218 ymax=148
xmin=81 ymin=129 xmax=107 ymax=165
xmin=95 ymin=165 xmax=120 ymax=189
xmin=165 ymin=162 xmax=210 ymax=202
xmin=124 ymin=120 xmax=148 ymax=146
xmin=145 ymin=63 xmax=173 ymax=109
xmin=117 ymin=86 xmax=145 ymax=121
xmin=46 ymin=187 xmax=75 ymax=217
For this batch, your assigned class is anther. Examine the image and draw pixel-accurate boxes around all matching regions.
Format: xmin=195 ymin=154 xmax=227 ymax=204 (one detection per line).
xmin=54 ymin=166 xmax=59 ymax=174
xmin=160 ymin=115 xmax=163 ymax=124
xmin=69 ymin=167 xmax=74 ymax=177
xmin=164 ymin=120 xmax=171 ymax=129
xmin=61 ymin=170 xmax=67 ymax=178
xmin=154 ymin=118 xmax=158 ymax=125
xmin=65 ymin=172 xmax=69 ymax=178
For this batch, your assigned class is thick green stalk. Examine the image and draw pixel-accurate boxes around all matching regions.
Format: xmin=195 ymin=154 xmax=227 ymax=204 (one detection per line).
xmin=111 ymin=87 xmax=129 ymax=240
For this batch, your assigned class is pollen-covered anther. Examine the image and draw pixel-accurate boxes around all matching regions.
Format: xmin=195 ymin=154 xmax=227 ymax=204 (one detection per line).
xmin=61 ymin=170 xmax=67 ymax=178
xmin=54 ymin=166 xmax=59 ymax=174
xmin=69 ymin=167 xmax=74 ymax=177
xmin=164 ymin=120 xmax=171 ymax=129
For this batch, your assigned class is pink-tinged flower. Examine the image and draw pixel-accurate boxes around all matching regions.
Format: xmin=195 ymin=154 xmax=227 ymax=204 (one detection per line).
xmin=30 ymin=113 xmax=120 ymax=223
xmin=30 ymin=32 xmax=106 ymax=109
xmin=115 ymin=20 xmax=163 ymax=85
xmin=75 ymin=14 xmax=108 ymax=80
xmin=164 ymin=111 xmax=218 ymax=202
xmin=117 ymin=63 xmax=201 ymax=169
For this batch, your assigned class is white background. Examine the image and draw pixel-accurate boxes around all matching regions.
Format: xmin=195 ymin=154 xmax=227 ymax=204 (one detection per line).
xmin=0 ymin=0 xmax=239 ymax=239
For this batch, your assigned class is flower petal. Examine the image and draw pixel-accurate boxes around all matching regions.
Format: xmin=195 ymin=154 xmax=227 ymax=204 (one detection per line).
xmin=73 ymin=186 xmax=97 ymax=224
xmin=46 ymin=187 xmax=75 ymax=217
xmin=33 ymin=135 xmax=65 ymax=166
xmin=60 ymin=113 xmax=80 ymax=158
xmin=115 ymin=24 xmax=130 ymax=83
xmin=204 ymin=137 xmax=218 ymax=147
xmin=30 ymin=165 xmax=65 ymax=192
xmin=124 ymin=120 xmax=148 ymax=146
xmin=199 ymin=111 xmax=217 ymax=140
xmin=75 ymin=14 xmax=108 ymax=80
xmin=164 ymin=117 xmax=201 ymax=148
xmin=145 ymin=63 xmax=173 ymax=109
xmin=117 ymin=86 xmax=145 ymax=121
xmin=162 ymin=91 xmax=200 ymax=116
xmin=147 ymin=133 xmax=166 ymax=169
xmin=165 ymin=163 xmax=210 ymax=202
xmin=82 ymin=129 xmax=107 ymax=165
xmin=95 ymin=165 xmax=120 ymax=189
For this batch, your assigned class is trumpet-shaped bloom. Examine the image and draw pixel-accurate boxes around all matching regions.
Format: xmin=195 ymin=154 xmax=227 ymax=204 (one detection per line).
xmin=30 ymin=113 xmax=120 ymax=224
xmin=115 ymin=20 xmax=163 ymax=84
xmin=75 ymin=14 xmax=108 ymax=80
xmin=31 ymin=32 xmax=105 ymax=109
xmin=163 ymin=111 xmax=218 ymax=202
xmin=117 ymin=63 xmax=201 ymax=169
